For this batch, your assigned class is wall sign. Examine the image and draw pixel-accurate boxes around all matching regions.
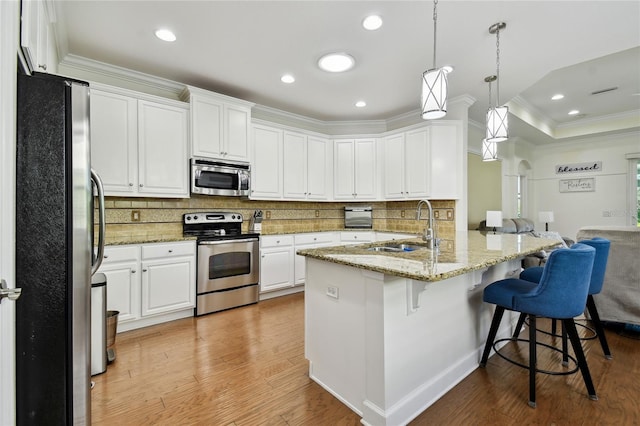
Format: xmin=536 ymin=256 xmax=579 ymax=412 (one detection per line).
xmin=559 ymin=178 xmax=595 ymax=193
xmin=555 ymin=161 xmax=602 ymax=174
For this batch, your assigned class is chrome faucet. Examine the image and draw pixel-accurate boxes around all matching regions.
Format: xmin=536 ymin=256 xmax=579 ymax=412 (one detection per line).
xmin=416 ymin=199 xmax=439 ymax=250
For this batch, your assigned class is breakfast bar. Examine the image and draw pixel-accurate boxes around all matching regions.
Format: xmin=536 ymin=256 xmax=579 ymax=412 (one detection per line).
xmin=299 ymin=231 xmax=560 ymax=426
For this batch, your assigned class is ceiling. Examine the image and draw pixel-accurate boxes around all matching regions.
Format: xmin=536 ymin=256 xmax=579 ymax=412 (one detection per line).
xmin=53 ymin=1 xmax=640 ymax=143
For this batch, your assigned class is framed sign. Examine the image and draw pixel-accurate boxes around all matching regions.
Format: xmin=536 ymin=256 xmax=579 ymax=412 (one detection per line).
xmin=556 ymin=161 xmax=602 ymax=174
xmin=559 ymin=178 xmax=595 ymax=193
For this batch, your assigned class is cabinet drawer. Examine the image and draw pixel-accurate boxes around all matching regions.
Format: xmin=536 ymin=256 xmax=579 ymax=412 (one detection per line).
xmin=102 ymin=245 xmax=139 ymax=263
xmin=340 ymin=231 xmax=374 ymax=243
xmin=260 ymin=235 xmax=294 ymax=248
xmin=142 ymin=241 xmax=196 ymax=259
xmin=295 ymin=232 xmax=336 ymax=245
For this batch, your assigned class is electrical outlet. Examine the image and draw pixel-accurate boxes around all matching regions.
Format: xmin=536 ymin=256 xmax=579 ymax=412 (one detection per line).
xmin=326 ymin=286 xmax=339 ymax=299
xmin=315 ymin=210 xmax=320 ymax=217
xmin=401 ymin=210 xmax=405 ymax=218
xmin=434 ymin=210 xmax=440 ymax=219
xmin=266 ymin=211 xmax=271 ymax=219
xmin=131 ymin=210 xmax=140 ymax=222
xmin=446 ymin=210 xmax=453 ymax=220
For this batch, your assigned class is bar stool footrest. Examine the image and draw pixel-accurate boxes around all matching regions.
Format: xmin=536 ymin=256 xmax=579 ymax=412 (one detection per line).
xmin=493 ymin=338 xmax=579 ymax=376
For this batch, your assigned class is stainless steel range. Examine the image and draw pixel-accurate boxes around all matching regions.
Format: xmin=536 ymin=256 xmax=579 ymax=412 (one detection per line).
xmin=183 ymin=212 xmax=260 ymax=316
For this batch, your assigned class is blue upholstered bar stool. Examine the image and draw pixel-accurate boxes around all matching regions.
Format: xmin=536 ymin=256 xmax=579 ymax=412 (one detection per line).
xmin=514 ymin=238 xmax=612 ymax=359
xmin=479 ymin=243 xmax=597 ymax=408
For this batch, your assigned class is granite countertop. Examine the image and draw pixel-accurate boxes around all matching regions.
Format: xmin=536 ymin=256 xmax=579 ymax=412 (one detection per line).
xmin=104 ymin=236 xmax=197 ymax=246
xmin=297 ymin=231 xmax=561 ymax=282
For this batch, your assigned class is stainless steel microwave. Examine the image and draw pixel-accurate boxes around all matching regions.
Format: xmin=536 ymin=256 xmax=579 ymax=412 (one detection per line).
xmin=190 ymin=158 xmax=251 ymax=197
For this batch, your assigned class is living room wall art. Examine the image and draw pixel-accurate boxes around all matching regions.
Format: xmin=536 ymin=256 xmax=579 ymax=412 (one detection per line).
xmin=555 ymin=161 xmax=602 ymax=174
xmin=559 ymin=178 xmax=595 ymax=193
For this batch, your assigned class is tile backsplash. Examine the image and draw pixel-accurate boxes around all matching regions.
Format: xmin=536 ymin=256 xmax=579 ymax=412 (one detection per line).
xmin=97 ymin=195 xmax=456 ymax=244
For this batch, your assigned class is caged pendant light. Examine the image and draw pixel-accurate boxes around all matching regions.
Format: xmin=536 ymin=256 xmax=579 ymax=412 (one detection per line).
xmin=421 ymin=0 xmax=448 ymax=120
xmin=482 ymin=75 xmax=499 ymax=161
xmin=486 ymin=22 xmax=508 ymax=142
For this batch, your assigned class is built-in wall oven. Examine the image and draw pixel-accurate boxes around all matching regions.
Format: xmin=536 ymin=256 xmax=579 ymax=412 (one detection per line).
xmin=183 ymin=212 xmax=259 ymax=316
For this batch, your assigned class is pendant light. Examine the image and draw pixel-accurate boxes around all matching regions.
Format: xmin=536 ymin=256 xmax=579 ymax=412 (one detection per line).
xmin=482 ymin=75 xmax=499 ymax=161
xmin=486 ymin=22 xmax=508 ymax=142
xmin=421 ymin=0 xmax=447 ymax=120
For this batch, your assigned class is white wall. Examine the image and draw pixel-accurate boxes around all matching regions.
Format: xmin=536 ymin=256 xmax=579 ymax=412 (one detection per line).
xmin=528 ymin=131 xmax=640 ymax=239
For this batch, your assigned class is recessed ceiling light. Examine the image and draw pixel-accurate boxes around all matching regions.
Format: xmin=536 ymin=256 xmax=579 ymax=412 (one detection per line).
xmin=362 ymin=15 xmax=383 ymax=31
xmin=281 ymin=74 xmax=295 ymax=84
xmin=155 ymin=29 xmax=176 ymax=42
xmin=551 ymin=94 xmax=564 ymax=100
xmin=568 ymin=109 xmax=580 ymax=115
xmin=318 ymin=53 xmax=355 ymax=73
xmin=355 ymin=101 xmax=367 ymax=108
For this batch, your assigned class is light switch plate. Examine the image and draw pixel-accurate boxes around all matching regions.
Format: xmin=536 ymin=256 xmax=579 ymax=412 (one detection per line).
xmin=326 ymin=286 xmax=339 ymax=299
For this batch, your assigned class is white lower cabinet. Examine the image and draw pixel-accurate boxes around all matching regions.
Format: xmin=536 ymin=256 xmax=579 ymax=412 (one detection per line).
xmin=259 ymin=235 xmax=294 ymax=292
xmin=98 ymin=241 xmax=196 ymax=332
xmin=294 ymin=232 xmax=338 ymax=285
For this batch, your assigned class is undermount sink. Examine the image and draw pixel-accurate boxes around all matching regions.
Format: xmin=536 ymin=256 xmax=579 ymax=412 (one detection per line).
xmin=367 ymin=243 xmax=427 ymax=252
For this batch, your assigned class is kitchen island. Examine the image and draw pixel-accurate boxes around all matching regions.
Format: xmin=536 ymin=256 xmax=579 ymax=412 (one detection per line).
xmin=298 ymin=231 xmax=560 ymax=426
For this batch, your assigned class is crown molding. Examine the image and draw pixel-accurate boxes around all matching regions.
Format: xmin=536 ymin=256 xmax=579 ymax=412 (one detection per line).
xmin=554 ymin=108 xmax=640 ymax=139
xmin=59 ymin=54 xmax=185 ymax=100
xmin=507 ymin=95 xmax=557 ymax=138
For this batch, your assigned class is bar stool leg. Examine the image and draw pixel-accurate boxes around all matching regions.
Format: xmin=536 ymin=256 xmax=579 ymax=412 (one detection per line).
xmin=480 ymin=306 xmax=505 ymax=367
xmin=586 ymin=295 xmax=612 ymax=359
xmin=563 ymin=318 xmax=598 ymax=401
xmin=528 ymin=315 xmax=537 ymax=408
xmin=561 ymin=324 xmax=569 ymax=366
xmin=512 ymin=312 xmax=527 ymax=340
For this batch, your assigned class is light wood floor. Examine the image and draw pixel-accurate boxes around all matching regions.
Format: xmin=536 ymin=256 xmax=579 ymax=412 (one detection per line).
xmin=92 ymin=292 xmax=640 ymax=425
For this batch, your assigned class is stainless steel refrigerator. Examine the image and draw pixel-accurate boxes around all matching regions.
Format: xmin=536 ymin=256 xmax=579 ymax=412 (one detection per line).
xmin=15 ymin=72 xmax=105 ymax=425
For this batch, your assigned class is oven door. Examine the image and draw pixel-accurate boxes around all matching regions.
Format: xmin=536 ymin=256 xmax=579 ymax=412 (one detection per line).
xmin=197 ymin=238 xmax=259 ymax=293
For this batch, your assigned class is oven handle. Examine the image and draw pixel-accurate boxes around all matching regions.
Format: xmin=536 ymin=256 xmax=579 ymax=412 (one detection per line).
xmin=198 ymin=238 xmax=259 ymax=245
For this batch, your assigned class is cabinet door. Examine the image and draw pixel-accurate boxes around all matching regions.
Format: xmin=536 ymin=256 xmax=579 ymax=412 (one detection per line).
xmin=383 ymin=134 xmax=405 ymax=199
xmin=353 ymin=139 xmax=377 ymax=199
xmin=283 ymin=131 xmax=307 ymax=199
xmin=260 ymin=247 xmax=294 ymax=292
xmin=251 ymin=125 xmax=282 ymax=199
xmin=333 ymin=139 xmax=355 ymax=200
xmin=306 ymin=136 xmax=332 ymax=200
xmin=191 ymin=95 xmax=223 ymax=158
xmin=404 ymin=128 xmax=430 ymax=198
xmin=141 ymin=257 xmax=195 ymax=316
xmin=429 ymin=123 xmax=461 ymax=199
xmin=224 ymin=105 xmax=251 ymax=161
xmin=100 ymin=261 xmax=140 ymax=323
xmin=137 ymin=100 xmax=189 ymax=197
xmin=90 ymin=90 xmax=138 ymax=194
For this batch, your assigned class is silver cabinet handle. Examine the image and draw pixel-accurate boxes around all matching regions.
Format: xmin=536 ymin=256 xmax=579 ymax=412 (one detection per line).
xmin=142 ymin=269 xmax=148 ymax=272
xmin=139 ymin=184 xmax=144 ymax=187
xmin=129 ymin=183 xmax=133 ymax=187
xmin=0 ymin=279 xmax=21 ymax=302
xmin=103 ymin=255 xmax=109 ymax=259
xmin=168 ymin=249 xmax=173 ymax=253
xmin=131 ymin=270 xmax=136 ymax=274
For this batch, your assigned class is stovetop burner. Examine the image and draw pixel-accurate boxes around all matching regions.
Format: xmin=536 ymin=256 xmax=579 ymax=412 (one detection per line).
xmin=183 ymin=211 xmax=259 ymax=241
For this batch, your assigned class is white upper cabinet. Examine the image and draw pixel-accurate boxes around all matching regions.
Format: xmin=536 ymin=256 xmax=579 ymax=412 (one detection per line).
xmin=384 ymin=128 xmax=430 ymax=199
xmin=250 ymin=124 xmax=283 ymax=199
xmin=90 ymin=85 xmax=189 ymax=198
xmin=283 ymin=131 xmax=332 ymax=200
xmin=137 ymin=100 xmax=189 ymax=196
xmin=182 ymin=86 xmax=254 ymax=162
xmin=20 ymin=0 xmax=57 ymax=74
xmin=334 ymin=138 xmax=377 ymax=200
xmin=428 ymin=121 xmax=462 ymax=199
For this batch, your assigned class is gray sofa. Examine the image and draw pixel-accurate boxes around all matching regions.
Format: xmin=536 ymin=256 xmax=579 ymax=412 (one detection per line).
xmin=576 ymin=226 xmax=640 ymax=326
xmin=478 ymin=218 xmax=574 ymax=268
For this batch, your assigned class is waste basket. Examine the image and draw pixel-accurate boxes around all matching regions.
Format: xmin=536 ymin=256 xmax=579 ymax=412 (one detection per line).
xmin=91 ymin=273 xmax=107 ymax=375
xmin=106 ymin=310 xmax=118 ymax=347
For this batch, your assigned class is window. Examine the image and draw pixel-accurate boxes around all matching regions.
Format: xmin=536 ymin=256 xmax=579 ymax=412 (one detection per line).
xmin=627 ymin=155 xmax=640 ymax=227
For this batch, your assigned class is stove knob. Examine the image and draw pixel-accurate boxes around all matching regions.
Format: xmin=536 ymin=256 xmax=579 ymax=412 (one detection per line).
xmin=232 ymin=215 xmax=236 ymax=219
xmin=194 ymin=215 xmax=198 ymax=220
xmin=186 ymin=216 xmax=191 ymax=221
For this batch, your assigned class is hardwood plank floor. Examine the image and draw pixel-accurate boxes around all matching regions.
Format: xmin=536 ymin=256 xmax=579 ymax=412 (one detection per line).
xmin=92 ymin=293 xmax=640 ymax=425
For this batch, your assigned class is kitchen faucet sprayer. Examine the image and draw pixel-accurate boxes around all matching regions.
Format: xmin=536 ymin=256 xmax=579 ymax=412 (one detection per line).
xmin=416 ymin=199 xmax=439 ymax=250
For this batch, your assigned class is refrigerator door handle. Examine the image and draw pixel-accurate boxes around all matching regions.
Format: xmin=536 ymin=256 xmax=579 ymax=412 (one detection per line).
xmin=91 ymin=169 xmax=106 ymax=275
